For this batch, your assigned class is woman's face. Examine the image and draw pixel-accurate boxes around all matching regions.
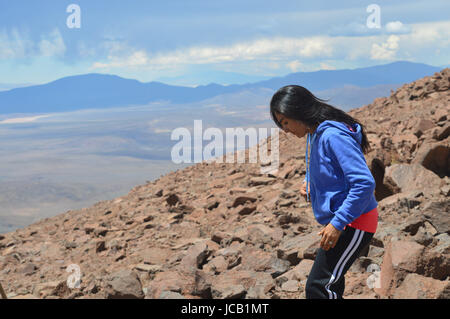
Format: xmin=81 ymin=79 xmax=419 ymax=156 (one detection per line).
xmin=274 ymin=111 xmax=309 ymax=138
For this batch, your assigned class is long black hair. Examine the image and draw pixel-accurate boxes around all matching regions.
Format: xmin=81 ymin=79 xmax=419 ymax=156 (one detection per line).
xmin=270 ymin=85 xmax=371 ymax=154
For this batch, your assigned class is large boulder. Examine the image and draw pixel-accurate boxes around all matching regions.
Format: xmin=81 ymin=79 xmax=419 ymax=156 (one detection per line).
xmin=412 ymin=140 xmax=450 ymax=178
xmin=383 ymin=163 xmax=443 ymax=196
xmin=104 ymin=269 xmax=144 ymax=299
xmin=393 ymin=273 xmax=449 ymax=299
xmin=277 ymin=232 xmax=321 ymax=265
xmin=275 ymin=259 xmax=314 ymax=286
xmin=375 ymin=240 xmax=425 ymax=298
xmin=177 ymin=240 xmax=216 ymax=274
xmin=433 ymin=123 xmax=450 ymax=141
xmin=246 ymin=224 xmax=284 ymax=247
xmin=238 ymin=247 xmax=290 ymax=278
xmin=422 ymin=199 xmax=450 ymax=235
xmin=136 ymin=247 xmax=173 ymax=265
xmin=210 ymin=269 xmax=274 ymax=299
xmin=413 ymin=119 xmax=435 ymax=138
xmin=417 ymin=249 xmax=450 ymax=280
xmin=144 ymin=270 xmax=196 ymax=299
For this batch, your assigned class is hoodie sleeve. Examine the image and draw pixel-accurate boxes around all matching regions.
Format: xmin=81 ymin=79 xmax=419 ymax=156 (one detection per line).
xmin=324 ymin=130 xmax=376 ymax=231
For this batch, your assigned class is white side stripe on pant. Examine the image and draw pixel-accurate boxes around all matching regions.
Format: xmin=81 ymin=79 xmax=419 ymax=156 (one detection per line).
xmin=325 ymin=229 xmax=364 ymax=299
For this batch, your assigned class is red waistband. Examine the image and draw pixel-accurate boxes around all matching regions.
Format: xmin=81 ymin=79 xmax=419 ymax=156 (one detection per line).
xmin=345 ymin=206 xmax=378 ymax=233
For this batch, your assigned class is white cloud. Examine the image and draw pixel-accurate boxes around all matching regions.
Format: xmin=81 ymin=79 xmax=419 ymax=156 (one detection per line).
xmin=91 ymin=36 xmax=333 ymax=70
xmin=91 ymin=50 xmax=148 ymax=69
xmin=39 ymin=29 xmax=66 ymax=57
xmin=286 ymin=60 xmax=303 ymax=72
xmin=371 ymin=35 xmax=400 ymax=60
xmin=265 ymin=61 xmax=281 ymax=70
xmin=123 ymin=51 xmax=148 ymax=66
xmin=77 ymin=41 xmax=97 ymax=58
xmin=320 ymin=62 xmax=336 ymax=70
xmin=84 ymin=20 xmax=450 ymax=74
xmin=0 ymin=28 xmax=33 ymax=59
xmin=87 ymin=20 xmax=450 ymax=73
xmin=0 ymin=115 xmax=51 ymax=124
xmin=0 ymin=28 xmax=65 ymax=59
xmin=385 ymin=21 xmax=410 ymax=34
xmin=91 ymin=62 xmax=109 ymax=68
xmin=407 ymin=20 xmax=450 ymax=46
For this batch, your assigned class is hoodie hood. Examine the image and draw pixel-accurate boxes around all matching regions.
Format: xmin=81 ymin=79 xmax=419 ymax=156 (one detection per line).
xmin=313 ymin=120 xmax=362 ymax=146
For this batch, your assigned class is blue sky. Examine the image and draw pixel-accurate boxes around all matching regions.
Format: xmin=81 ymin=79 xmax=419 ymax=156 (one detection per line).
xmin=0 ymin=0 xmax=449 ymax=86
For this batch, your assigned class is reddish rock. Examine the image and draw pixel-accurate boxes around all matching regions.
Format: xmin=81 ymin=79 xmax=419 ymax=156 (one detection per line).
xmin=414 ymin=119 xmax=435 ymax=137
xmin=417 ymin=250 xmax=450 ymax=280
xmin=375 ymin=240 xmax=425 ymax=298
xmin=193 ymin=270 xmax=213 ymax=298
xmin=137 ymin=247 xmax=173 ymax=265
xmin=104 ymin=269 xmax=144 ymax=299
xmin=246 ymin=224 xmax=284 ymax=247
xmin=178 ymin=241 xmax=214 ymax=274
xmin=248 ymin=176 xmax=276 ymax=186
xmin=210 ymin=269 xmax=274 ymax=299
xmin=433 ymin=123 xmax=450 ymax=141
xmin=276 ymin=163 xmax=296 ymax=179
xmin=422 ymin=199 xmax=450 ymax=235
xmin=210 ymin=231 xmax=232 ymax=245
xmin=236 ymin=204 xmax=257 ymax=216
xmin=383 ymin=164 xmax=442 ymax=195
xmin=238 ymin=247 xmax=290 ymax=278
xmin=276 ymin=259 xmax=314 ymax=287
xmin=51 ymin=281 xmax=72 ymax=298
xmin=203 ymin=256 xmax=228 ymax=274
xmin=230 ymin=196 xmax=257 ymax=208
xmin=215 ymin=241 xmax=245 ymax=270
xmin=281 ymin=280 xmax=300 ymax=292
xmin=412 ymin=141 xmax=450 ymax=178
xmin=21 ymin=263 xmax=38 ymax=276
xmin=277 ymin=234 xmax=320 ymax=265
xmin=343 ymin=272 xmax=375 ymax=298
xmin=144 ymin=271 xmax=196 ymax=299
xmin=393 ymin=273 xmax=449 ymax=299
xmin=165 ymin=193 xmax=181 ymax=206
xmin=95 ymin=240 xmax=106 ymax=253
xmin=32 ymin=281 xmax=60 ymax=298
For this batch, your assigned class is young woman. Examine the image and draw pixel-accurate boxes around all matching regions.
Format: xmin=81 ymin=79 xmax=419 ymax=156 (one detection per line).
xmin=270 ymin=85 xmax=378 ymax=299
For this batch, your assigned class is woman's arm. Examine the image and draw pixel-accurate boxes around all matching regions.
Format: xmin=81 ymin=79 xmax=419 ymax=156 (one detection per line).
xmin=325 ymin=131 xmax=376 ymax=231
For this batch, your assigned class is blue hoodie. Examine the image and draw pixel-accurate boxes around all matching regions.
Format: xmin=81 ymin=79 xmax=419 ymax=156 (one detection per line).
xmin=304 ymin=120 xmax=377 ymax=231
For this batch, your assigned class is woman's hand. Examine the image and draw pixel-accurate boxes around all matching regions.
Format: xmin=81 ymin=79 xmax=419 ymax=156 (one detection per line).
xmin=318 ymin=223 xmax=342 ymax=251
xmin=300 ymin=181 xmax=308 ymax=200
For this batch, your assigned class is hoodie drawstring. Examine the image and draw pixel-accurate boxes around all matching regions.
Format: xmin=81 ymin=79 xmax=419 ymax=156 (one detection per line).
xmin=305 ymin=132 xmax=311 ymax=202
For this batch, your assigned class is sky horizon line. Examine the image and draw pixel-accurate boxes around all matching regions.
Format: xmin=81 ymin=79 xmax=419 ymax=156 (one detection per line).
xmin=1 ymin=59 xmax=447 ymax=90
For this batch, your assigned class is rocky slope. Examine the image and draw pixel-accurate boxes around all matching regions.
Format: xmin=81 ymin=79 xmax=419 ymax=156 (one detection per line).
xmin=0 ymin=68 xmax=449 ymax=299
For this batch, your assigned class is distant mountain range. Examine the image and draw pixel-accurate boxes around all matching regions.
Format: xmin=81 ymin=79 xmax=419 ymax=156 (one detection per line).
xmin=0 ymin=82 xmax=35 ymax=92
xmin=0 ymin=61 xmax=442 ymax=114
xmin=155 ymin=69 xmax=273 ymax=86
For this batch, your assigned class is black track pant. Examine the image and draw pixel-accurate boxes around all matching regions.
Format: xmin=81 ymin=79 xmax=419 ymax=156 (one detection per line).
xmin=305 ymin=226 xmax=374 ymax=299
